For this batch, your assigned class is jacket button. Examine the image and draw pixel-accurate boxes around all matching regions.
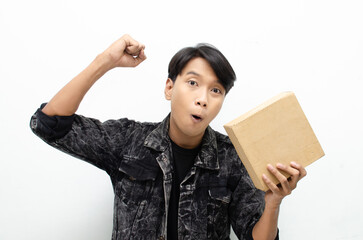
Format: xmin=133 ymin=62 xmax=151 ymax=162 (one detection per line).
xmin=31 ymin=119 xmax=37 ymax=129
xmin=159 ymin=236 xmax=165 ymax=240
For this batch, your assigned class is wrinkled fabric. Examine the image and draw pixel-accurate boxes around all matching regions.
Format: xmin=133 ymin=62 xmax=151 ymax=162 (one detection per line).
xmin=30 ymin=106 xmax=268 ymax=240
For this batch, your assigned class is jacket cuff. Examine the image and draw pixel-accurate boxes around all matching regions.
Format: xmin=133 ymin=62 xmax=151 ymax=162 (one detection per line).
xmin=30 ymin=103 xmax=75 ymax=141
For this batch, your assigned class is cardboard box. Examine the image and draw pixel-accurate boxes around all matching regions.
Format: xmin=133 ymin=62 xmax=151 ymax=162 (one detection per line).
xmin=224 ymin=92 xmax=324 ymax=191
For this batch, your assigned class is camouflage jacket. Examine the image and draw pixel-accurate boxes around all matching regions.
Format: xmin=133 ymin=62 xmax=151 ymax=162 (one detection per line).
xmin=30 ymin=105 xmax=267 ymax=240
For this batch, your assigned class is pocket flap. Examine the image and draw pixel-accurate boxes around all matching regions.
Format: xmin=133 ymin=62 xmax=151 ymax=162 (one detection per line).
xmin=118 ymin=155 xmax=159 ymax=181
xmin=208 ymin=187 xmax=232 ymax=204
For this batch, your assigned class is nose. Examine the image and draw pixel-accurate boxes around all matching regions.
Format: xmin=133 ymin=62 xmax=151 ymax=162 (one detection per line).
xmin=196 ymin=100 xmax=207 ymax=107
xmin=195 ymin=92 xmax=208 ymax=108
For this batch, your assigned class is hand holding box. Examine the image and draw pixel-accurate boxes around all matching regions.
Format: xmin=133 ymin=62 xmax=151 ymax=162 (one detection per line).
xmin=224 ymin=92 xmax=325 ymax=191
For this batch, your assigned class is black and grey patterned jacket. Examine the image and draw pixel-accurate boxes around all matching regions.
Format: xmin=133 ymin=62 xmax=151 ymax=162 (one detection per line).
xmin=30 ymin=105 xmax=266 ymax=240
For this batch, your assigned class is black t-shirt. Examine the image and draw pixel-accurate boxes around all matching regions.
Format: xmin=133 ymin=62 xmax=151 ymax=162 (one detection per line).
xmin=167 ymin=139 xmax=201 ymax=240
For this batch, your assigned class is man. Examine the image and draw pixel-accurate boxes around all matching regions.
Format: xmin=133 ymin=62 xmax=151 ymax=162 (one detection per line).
xmin=30 ymin=34 xmax=306 ymax=239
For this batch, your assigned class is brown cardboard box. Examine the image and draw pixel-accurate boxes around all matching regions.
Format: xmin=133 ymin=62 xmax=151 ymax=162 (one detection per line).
xmin=224 ymin=92 xmax=324 ymax=191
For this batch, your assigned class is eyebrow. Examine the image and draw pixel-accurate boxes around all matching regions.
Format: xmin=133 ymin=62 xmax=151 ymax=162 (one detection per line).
xmin=185 ymin=71 xmax=201 ymax=77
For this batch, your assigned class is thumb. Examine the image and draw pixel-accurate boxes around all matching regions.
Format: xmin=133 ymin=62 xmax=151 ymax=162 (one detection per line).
xmin=127 ymin=49 xmax=147 ymax=67
xmin=138 ymin=49 xmax=147 ymax=61
xmin=125 ymin=44 xmax=145 ymax=57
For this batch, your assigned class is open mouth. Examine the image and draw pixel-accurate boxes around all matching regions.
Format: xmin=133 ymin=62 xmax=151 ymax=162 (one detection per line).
xmin=192 ymin=114 xmax=203 ymax=121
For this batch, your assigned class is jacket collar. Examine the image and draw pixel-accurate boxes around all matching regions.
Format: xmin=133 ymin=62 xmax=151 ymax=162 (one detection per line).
xmin=144 ymin=114 xmax=219 ymax=170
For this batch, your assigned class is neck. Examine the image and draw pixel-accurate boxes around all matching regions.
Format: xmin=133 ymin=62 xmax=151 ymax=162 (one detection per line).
xmin=168 ymin=127 xmax=204 ymax=149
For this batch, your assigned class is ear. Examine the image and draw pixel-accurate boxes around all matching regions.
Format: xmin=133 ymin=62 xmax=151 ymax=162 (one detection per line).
xmin=164 ymin=78 xmax=174 ymax=100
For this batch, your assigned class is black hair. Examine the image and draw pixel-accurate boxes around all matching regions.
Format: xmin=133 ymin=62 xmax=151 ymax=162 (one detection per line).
xmin=168 ymin=43 xmax=236 ymax=94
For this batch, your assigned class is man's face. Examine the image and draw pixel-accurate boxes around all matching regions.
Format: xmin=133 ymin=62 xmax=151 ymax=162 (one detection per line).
xmin=165 ymin=57 xmax=225 ymax=148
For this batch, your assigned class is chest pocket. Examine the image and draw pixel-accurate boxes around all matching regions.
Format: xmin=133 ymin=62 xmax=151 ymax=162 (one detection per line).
xmin=116 ymin=154 xmax=160 ymax=204
xmin=208 ymin=175 xmax=232 ymax=203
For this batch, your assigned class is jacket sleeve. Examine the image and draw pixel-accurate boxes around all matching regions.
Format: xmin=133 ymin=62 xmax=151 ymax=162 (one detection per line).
xmin=30 ymin=103 xmax=137 ymax=175
xmin=228 ymin=147 xmax=280 ymax=240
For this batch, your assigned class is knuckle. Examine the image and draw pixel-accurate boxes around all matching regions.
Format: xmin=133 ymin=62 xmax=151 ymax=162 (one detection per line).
xmin=270 ymin=184 xmax=279 ymax=192
xmin=282 ymin=187 xmax=292 ymax=195
xmin=280 ymin=177 xmax=288 ymax=185
xmin=292 ymin=169 xmax=300 ymax=176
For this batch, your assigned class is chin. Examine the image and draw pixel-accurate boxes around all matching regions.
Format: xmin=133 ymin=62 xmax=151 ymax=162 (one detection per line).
xmin=184 ymin=127 xmax=207 ymax=138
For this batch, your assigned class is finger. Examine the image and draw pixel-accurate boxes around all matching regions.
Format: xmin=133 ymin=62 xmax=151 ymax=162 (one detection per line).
xmin=267 ymin=164 xmax=291 ymax=195
xmin=119 ymin=34 xmax=144 ymax=55
xmin=276 ymin=163 xmax=300 ymax=189
xmin=126 ymin=45 xmax=145 ymax=57
xmin=131 ymin=49 xmax=147 ymax=66
xmin=262 ymin=174 xmax=281 ymax=194
xmin=124 ymin=37 xmax=145 ymax=56
xmin=137 ymin=49 xmax=147 ymax=61
xmin=123 ymin=49 xmax=146 ymax=68
xmin=290 ymin=162 xmax=307 ymax=181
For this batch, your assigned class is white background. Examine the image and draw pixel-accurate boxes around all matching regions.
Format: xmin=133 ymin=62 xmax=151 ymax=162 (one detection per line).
xmin=1 ymin=0 xmax=362 ymax=239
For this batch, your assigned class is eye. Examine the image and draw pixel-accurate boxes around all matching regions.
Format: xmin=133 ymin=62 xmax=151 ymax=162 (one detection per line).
xmin=212 ymin=88 xmax=222 ymax=94
xmin=188 ymin=80 xmax=198 ymax=86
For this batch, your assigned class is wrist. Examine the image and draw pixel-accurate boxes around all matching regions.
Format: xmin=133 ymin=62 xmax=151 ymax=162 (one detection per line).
xmin=94 ymin=52 xmax=115 ymax=72
xmin=265 ymin=200 xmax=282 ymax=212
xmin=81 ymin=54 xmax=113 ymax=84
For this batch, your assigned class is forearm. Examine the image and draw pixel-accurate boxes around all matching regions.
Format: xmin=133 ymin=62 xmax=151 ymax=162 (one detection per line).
xmin=252 ymin=203 xmax=279 ymax=240
xmin=42 ymin=53 xmax=112 ymax=116
xmin=41 ymin=35 xmax=146 ymax=117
